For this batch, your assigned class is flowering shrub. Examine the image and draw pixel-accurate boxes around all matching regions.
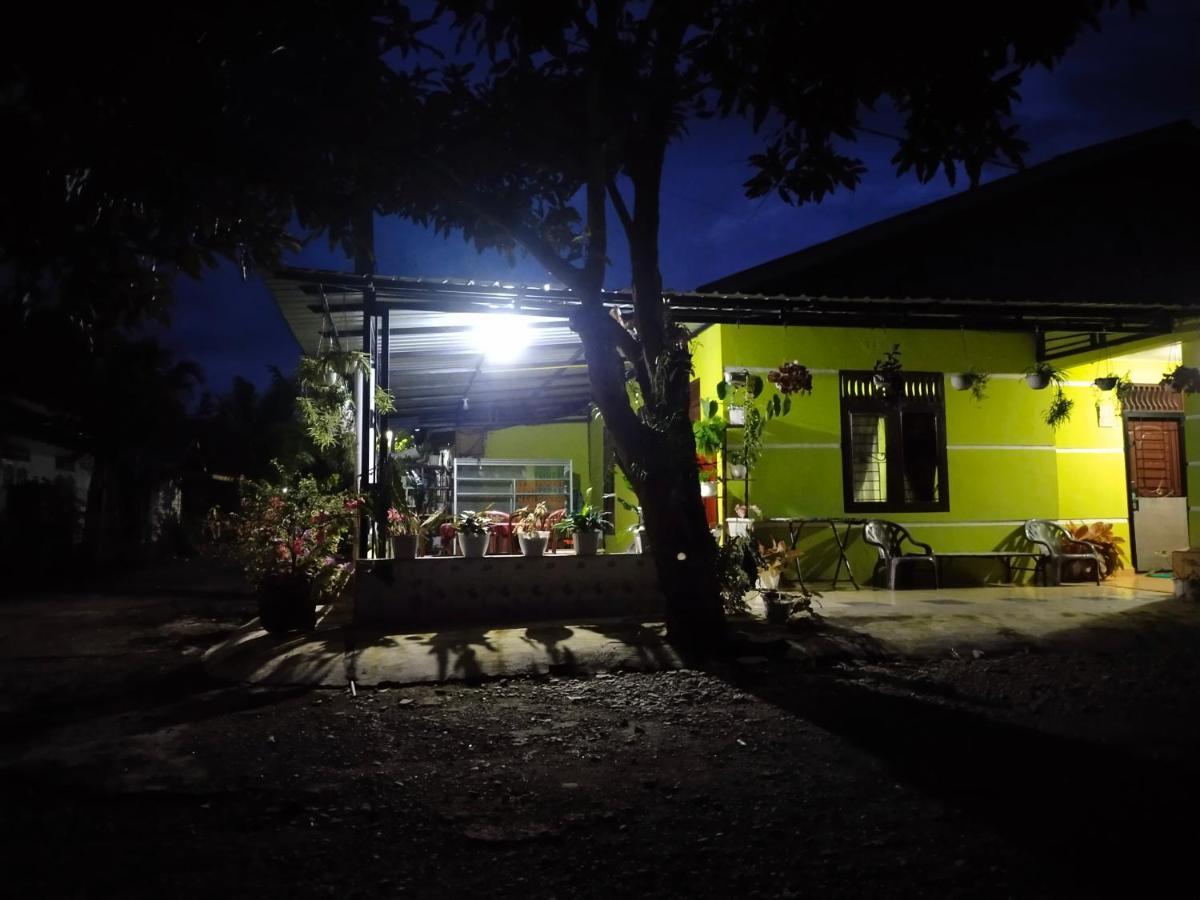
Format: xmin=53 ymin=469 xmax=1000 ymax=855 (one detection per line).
xmin=209 ymin=468 xmax=357 ymax=602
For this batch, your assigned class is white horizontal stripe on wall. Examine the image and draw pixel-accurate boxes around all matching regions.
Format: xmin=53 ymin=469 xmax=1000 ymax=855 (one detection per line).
xmin=947 ymin=444 xmax=1054 ymax=451
xmin=727 ymin=366 xmax=837 ymax=376
xmin=1187 ymin=414 xmax=1200 ymax=421
xmin=894 ymin=518 xmax=1128 ymax=528
xmin=1055 ymin=447 xmax=1124 ymax=455
xmin=762 ymin=442 xmax=840 ymax=450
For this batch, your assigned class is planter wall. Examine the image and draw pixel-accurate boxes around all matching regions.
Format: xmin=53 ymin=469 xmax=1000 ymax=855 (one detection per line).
xmin=357 ymin=555 xmax=666 ymax=628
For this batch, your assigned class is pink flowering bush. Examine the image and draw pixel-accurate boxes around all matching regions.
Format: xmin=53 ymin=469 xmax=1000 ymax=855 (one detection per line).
xmin=209 ymin=467 xmax=358 ymax=605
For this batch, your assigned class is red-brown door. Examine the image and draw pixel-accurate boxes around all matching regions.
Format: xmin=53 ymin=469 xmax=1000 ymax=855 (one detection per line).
xmin=1126 ymin=417 xmax=1187 ymax=570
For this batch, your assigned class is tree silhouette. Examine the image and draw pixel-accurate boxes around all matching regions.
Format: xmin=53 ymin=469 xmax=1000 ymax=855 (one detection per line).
xmin=2 ymin=1 xmax=1136 ymax=644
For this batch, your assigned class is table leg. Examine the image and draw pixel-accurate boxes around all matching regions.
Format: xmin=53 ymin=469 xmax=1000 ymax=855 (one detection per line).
xmin=829 ymin=521 xmax=861 ymax=590
xmin=788 ymin=521 xmax=807 ymax=592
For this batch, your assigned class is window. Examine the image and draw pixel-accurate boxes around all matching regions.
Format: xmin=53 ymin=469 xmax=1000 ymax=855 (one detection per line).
xmin=839 ymin=371 xmax=949 ymax=513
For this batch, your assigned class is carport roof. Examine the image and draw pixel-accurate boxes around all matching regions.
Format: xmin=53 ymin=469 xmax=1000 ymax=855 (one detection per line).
xmin=268 ymin=265 xmax=1193 ymax=428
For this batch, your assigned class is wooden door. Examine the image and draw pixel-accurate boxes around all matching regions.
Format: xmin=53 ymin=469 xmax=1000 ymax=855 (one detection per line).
xmin=1126 ymin=417 xmax=1187 ymax=571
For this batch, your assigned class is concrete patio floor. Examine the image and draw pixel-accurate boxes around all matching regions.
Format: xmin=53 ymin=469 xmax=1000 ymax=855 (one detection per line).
xmin=202 ymin=576 xmax=1198 ymax=687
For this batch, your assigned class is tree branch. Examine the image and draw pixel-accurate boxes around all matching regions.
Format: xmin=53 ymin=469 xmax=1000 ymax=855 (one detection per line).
xmin=606 ymin=178 xmax=635 ymax=247
xmin=410 ymin=149 xmax=587 ymax=292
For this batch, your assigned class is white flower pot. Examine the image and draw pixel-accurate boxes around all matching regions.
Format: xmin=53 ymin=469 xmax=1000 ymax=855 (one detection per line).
xmin=727 ymin=405 xmax=745 ymax=426
xmin=457 ymin=532 xmax=489 ymax=558
xmin=726 ymin=517 xmax=753 ymax=538
xmin=632 ymin=527 xmax=647 ymax=554
xmin=518 ymin=534 xmax=547 ymax=557
xmin=728 ymin=463 xmax=747 ymax=480
xmin=391 ymin=534 xmax=419 ymax=559
xmin=756 ymin=569 xmax=781 ymax=591
xmin=699 ymin=481 xmax=717 ymax=497
xmin=949 ymin=373 xmax=974 ymax=391
xmin=573 ymin=530 xmax=603 ymax=556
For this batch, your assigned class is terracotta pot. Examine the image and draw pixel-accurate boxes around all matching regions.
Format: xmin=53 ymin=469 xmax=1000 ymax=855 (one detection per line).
xmin=457 ymin=532 xmax=489 ymax=558
xmin=573 ymin=531 xmax=603 ymax=556
xmin=518 ymin=534 xmax=547 ymax=557
xmin=256 ymin=572 xmax=316 ymax=635
xmin=391 ymin=534 xmax=419 ymax=559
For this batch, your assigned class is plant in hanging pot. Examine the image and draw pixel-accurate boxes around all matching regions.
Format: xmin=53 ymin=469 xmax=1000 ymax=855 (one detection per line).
xmin=1023 ymin=362 xmax=1066 ymax=390
xmin=949 ymin=367 xmax=990 ymax=401
xmin=1093 ymin=375 xmax=1119 ymax=391
xmin=871 ymin=345 xmax=904 ymax=399
xmin=554 ymin=488 xmax=613 ymax=556
xmin=513 ymin=501 xmax=551 ymax=557
xmin=767 ymin=360 xmax=814 ymax=396
xmin=1044 ymin=387 xmax=1075 ymax=430
xmin=452 ymin=509 xmax=493 ymax=558
xmin=1161 ymin=365 xmax=1200 ymax=393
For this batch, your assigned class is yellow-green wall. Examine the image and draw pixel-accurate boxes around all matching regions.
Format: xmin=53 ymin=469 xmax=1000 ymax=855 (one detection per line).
xmin=481 ymin=421 xmax=602 ymax=508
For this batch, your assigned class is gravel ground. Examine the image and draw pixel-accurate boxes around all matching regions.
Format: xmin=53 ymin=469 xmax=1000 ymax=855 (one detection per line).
xmin=2 ymin=591 xmax=1198 ymax=898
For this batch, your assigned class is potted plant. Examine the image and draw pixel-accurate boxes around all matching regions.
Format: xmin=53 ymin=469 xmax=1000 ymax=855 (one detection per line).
xmin=756 ymin=538 xmax=801 ymax=591
xmin=727 ymin=449 xmax=748 ymax=481
xmin=871 ymin=344 xmax=904 ymax=399
xmin=767 ymin=360 xmax=814 ymax=396
xmin=692 ymin=400 xmax=727 ymax=458
xmin=554 ymin=488 xmax=613 ymax=556
xmin=699 ymin=470 xmax=718 ymax=497
xmin=387 ymin=505 xmax=422 ymax=559
xmin=1094 ymin=375 xmax=1119 ymax=391
xmin=453 ymin=509 xmax=492 ymax=558
xmin=950 ymin=367 xmax=990 ymax=401
xmin=726 ymin=503 xmax=761 ymax=538
xmin=1062 ymin=521 xmax=1127 ymax=580
xmin=513 ymin=501 xmax=551 ymax=557
xmin=1044 ymin=387 xmax=1075 ymax=430
xmin=209 ymin=465 xmax=356 ymax=635
xmin=1162 ymin=365 xmax=1200 ymax=393
xmin=1024 ymin=362 xmax=1065 ymax=390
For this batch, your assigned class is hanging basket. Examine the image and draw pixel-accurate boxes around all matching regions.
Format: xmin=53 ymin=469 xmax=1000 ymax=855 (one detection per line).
xmin=1094 ymin=376 xmax=1119 ymax=392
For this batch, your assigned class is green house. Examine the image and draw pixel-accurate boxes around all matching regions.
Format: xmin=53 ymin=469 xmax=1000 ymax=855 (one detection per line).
xmin=271 ymin=123 xmax=1200 ymax=584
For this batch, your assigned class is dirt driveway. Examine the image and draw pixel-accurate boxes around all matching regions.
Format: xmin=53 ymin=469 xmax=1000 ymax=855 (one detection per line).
xmin=2 ymin=581 xmax=1199 ymax=898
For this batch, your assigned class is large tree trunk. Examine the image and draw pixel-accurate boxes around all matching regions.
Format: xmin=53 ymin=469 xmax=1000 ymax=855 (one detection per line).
xmin=635 ymin=423 xmax=726 ymax=650
xmin=572 ymin=305 xmax=727 ymax=653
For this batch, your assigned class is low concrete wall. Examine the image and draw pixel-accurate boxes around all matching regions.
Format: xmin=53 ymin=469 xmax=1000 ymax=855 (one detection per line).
xmin=356 ymin=553 xmax=666 ymax=628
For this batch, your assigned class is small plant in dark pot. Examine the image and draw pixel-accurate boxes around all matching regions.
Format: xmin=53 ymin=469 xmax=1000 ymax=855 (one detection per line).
xmin=1161 ymin=365 xmax=1200 ymax=393
xmin=1024 ymin=362 xmax=1065 ymax=390
xmin=209 ymin=465 xmax=356 ymax=635
xmin=872 ymin=345 xmax=904 ymax=399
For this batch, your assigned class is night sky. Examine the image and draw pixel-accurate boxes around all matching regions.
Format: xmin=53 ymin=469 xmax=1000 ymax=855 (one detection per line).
xmin=157 ymin=0 xmax=1200 ymax=395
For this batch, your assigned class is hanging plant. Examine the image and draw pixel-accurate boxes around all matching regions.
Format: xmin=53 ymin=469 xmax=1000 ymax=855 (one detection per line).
xmin=1093 ymin=375 xmax=1118 ymax=391
xmin=949 ymin=367 xmax=989 ymax=401
xmin=767 ymin=360 xmax=813 ymax=395
xmin=1023 ymin=362 xmax=1066 ymax=391
xmin=1161 ymin=365 xmax=1200 ymax=393
xmin=1044 ymin=387 xmax=1074 ymax=430
xmin=692 ymin=399 xmax=727 ymax=457
xmin=716 ymin=371 xmax=792 ymax=478
xmin=871 ymin=344 xmax=904 ymax=399
xmin=296 ymin=350 xmax=374 ymax=452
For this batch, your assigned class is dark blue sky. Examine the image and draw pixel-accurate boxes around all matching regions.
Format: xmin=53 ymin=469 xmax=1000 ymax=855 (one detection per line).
xmin=159 ymin=0 xmax=1200 ymax=394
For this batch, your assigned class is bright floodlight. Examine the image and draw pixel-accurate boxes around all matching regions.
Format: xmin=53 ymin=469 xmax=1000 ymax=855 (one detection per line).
xmin=472 ymin=313 xmax=532 ymax=363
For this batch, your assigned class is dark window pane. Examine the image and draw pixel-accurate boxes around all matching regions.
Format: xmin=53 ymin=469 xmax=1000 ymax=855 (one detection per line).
xmin=901 ymin=411 xmax=941 ymax=504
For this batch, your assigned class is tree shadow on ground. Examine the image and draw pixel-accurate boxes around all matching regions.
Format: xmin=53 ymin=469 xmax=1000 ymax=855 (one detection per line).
xmin=707 ymin=597 xmax=1200 ymax=893
xmin=520 ymin=624 xmax=578 ymax=673
xmin=419 ymin=630 xmax=496 ymax=682
xmin=579 ymin=620 xmax=680 ymax=671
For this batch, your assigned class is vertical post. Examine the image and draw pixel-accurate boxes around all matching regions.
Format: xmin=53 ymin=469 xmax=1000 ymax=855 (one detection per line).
xmin=356 ymin=211 xmax=376 ymax=558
